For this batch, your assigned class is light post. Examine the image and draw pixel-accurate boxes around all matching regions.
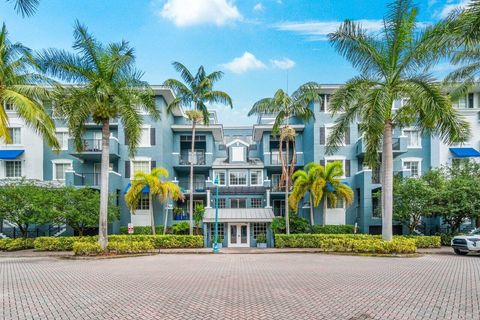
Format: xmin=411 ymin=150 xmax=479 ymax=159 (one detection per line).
xmin=213 ymin=176 xmax=220 ymax=253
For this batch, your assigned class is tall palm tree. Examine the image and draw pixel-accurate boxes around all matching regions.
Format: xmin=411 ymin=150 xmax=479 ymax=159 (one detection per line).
xmin=0 ymin=23 xmax=58 ymax=148
xmin=125 ymin=167 xmax=183 ymax=235
xmin=164 ymin=62 xmax=233 ymax=235
xmin=248 ymin=83 xmax=320 ymax=234
xmin=6 ymin=0 xmax=39 ymax=17
xmin=38 ymin=21 xmax=158 ymax=250
xmin=289 ymin=162 xmax=326 ymax=225
xmin=326 ymin=0 xmax=468 ymax=240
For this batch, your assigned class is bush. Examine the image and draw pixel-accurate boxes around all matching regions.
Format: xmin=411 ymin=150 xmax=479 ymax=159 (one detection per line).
xmin=402 ymin=236 xmax=441 ymax=248
xmin=310 ymin=225 xmax=355 ymax=234
xmin=34 ymin=236 xmax=96 ymax=251
xmin=107 ymin=241 xmax=155 ymax=254
xmin=256 ymin=234 xmax=267 ymax=243
xmin=271 ymin=215 xmax=310 ymax=234
xmin=275 ymin=234 xmax=417 ymax=254
xmin=437 ymin=233 xmax=458 ymax=246
xmin=119 ymin=226 xmax=164 ymax=235
xmin=152 ymin=235 xmax=204 ymax=249
xmin=73 ymin=242 xmax=103 ymax=256
xmin=171 ymin=222 xmax=190 ymax=235
xmin=0 ymin=238 xmax=35 ymax=251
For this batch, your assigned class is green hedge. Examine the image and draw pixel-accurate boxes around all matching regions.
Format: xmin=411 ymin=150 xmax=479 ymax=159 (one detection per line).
xmin=310 ymin=225 xmax=355 ymax=234
xmin=402 ymin=236 xmax=441 ymax=248
xmin=119 ymin=226 xmax=165 ymax=235
xmin=34 ymin=236 xmax=96 ymax=251
xmin=107 ymin=241 xmax=155 ymax=254
xmin=73 ymin=242 xmax=103 ymax=256
xmin=275 ymin=234 xmax=417 ymax=254
xmin=0 ymin=238 xmax=35 ymax=251
xmin=151 ymin=235 xmax=203 ymax=248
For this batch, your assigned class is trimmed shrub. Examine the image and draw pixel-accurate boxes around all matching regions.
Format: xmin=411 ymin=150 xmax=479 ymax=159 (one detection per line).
xmin=171 ymin=222 xmax=190 ymax=235
xmin=310 ymin=225 xmax=355 ymax=234
xmin=34 ymin=236 xmax=96 ymax=251
xmin=107 ymin=241 xmax=155 ymax=254
xmin=152 ymin=235 xmax=204 ymax=249
xmin=119 ymin=226 xmax=164 ymax=235
xmin=275 ymin=234 xmax=416 ymax=254
xmin=0 ymin=238 xmax=35 ymax=251
xmin=73 ymin=242 xmax=103 ymax=256
xmin=401 ymin=236 xmax=441 ymax=248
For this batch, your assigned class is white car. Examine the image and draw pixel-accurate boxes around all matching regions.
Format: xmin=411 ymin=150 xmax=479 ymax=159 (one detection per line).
xmin=451 ymin=228 xmax=480 ymax=255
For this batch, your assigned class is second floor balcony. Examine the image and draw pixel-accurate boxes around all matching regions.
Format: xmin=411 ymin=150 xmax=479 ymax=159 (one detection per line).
xmin=65 ymin=170 xmax=122 ymax=192
xmin=355 ymin=136 xmax=407 ymax=158
xmin=173 ymin=149 xmax=212 ymax=167
xmin=69 ymin=138 xmax=120 ymax=161
xmin=265 ymin=151 xmax=304 ymax=167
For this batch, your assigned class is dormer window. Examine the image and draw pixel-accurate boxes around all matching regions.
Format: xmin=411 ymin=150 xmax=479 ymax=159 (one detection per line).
xmin=226 ymin=139 xmax=249 ymax=163
xmin=231 ymin=146 xmax=245 ymax=162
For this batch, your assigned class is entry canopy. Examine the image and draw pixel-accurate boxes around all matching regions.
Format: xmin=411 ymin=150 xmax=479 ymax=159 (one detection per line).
xmin=124 ymin=182 xmax=150 ymax=194
xmin=449 ymin=147 xmax=480 ymax=158
xmin=204 ymin=208 xmax=274 ymax=223
xmin=0 ymin=150 xmax=24 ymax=160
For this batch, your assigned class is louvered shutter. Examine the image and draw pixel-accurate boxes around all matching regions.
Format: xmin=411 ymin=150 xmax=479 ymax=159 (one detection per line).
xmin=320 ymin=127 xmax=325 ymax=145
xmin=125 ymin=161 xmax=130 ymax=179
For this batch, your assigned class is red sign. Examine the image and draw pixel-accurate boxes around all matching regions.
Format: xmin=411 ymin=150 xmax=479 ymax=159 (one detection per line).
xmin=127 ymin=223 xmax=134 ymax=234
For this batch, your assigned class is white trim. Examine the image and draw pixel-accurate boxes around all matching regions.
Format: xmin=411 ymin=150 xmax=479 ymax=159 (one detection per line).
xmin=171 ymin=152 xmax=180 ymax=155
xmin=226 ymin=139 xmax=250 ymax=147
xmin=138 ymin=125 xmax=151 ymax=148
xmin=401 ymin=157 xmax=423 ymax=177
xmin=51 ymin=159 xmax=73 ymax=181
xmin=402 ymin=128 xmax=422 ymax=149
xmin=54 ymin=129 xmax=69 ymax=151
xmin=130 ymin=157 xmax=151 ymax=178
xmin=250 ymin=169 xmax=263 ymax=186
xmin=213 ymin=170 xmax=226 ymax=186
xmin=228 ymin=170 xmax=248 ymax=186
xmin=227 ymin=223 xmax=250 ymax=248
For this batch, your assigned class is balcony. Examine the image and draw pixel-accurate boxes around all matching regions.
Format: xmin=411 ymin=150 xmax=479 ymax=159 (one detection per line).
xmin=173 ymin=150 xmax=212 ymax=168
xmin=69 ymin=138 xmax=120 ymax=161
xmin=179 ymin=180 xmax=206 ymax=194
xmin=355 ymin=136 xmax=407 ymax=158
xmin=265 ymin=152 xmax=304 ymax=167
xmin=65 ymin=170 xmax=122 ymax=192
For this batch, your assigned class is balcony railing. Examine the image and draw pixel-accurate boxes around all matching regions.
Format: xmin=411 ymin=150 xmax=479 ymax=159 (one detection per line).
xmin=270 ymin=153 xmax=295 ymax=165
xmin=180 ymin=150 xmax=206 ymax=165
xmin=179 ymin=181 xmax=206 ymax=193
xmin=70 ymin=138 xmax=120 ymax=157
xmin=73 ymin=173 xmax=101 ymax=186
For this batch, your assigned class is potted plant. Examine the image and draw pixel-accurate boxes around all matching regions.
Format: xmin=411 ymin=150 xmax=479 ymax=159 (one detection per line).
xmin=214 ymin=236 xmax=223 ymax=249
xmin=173 ymin=207 xmax=183 ymax=221
xmin=256 ymin=234 xmax=267 ymax=248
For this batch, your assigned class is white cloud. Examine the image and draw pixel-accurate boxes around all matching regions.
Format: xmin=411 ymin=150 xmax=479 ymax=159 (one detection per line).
xmin=253 ymin=3 xmax=263 ymax=11
xmin=274 ymin=19 xmax=384 ymax=41
xmin=270 ymin=58 xmax=295 ymax=70
xmin=159 ymin=0 xmax=242 ymax=27
xmin=436 ymin=0 xmax=471 ymax=18
xmin=220 ymin=52 xmax=266 ymax=74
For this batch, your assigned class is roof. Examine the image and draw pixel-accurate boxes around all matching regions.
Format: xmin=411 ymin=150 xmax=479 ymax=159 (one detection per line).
xmin=203 ymin=208 xmax=275 ymax=223
xmin=212 ymin=157 xmax=264 ymax=168
xmin=0 ymin=150 xmax=24 ymax=160
xmin=449 ymin=147 xmax=480 ymax=158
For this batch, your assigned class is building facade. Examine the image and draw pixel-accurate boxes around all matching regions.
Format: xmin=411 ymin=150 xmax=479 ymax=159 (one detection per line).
xmin=1 ymin=85 xmax=479 ymax=244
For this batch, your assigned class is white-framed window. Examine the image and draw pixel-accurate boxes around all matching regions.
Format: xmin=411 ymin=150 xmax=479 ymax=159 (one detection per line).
xmin=7 ymin=127 xmax=21 ymax=145
xmin=250 ymin=169 xmax=263 ymax=186
xmin=136 ymin=193 xmax=150 ymax=210
xmin=325 ymin=158 xmax=347 ymax=178
xmin=231 ymin=146 xmax=245 ymax=162
xmin=402 ymin=158 xmax=422 ymax=178
xmin=131 ymin=160 xmax=150 ymax=175
xmin=5 ymin=161 xmax=22 ymax=178
xmin=214 ymin=198 xmax=226 ymax=208
xmin=213 ymin=170 xmax=226 ymax=186
xmin=251 ymin=198 xmax=263 ymax=208
xmin=3 ymin=101 xmax=14 ymax=111
xmin=252 ymin=223 xmax=267 ymax=239
xmin=139 ymin=127 xmax=150 ymax=147
xmin=229 ymin=170 xmax=247 ymax=186
xmin=55 ymin=130 xmax=69 ymax=150
xmin=403 ymin=129 xmax=421 ymax=148
xmin=325 ymin=125 xmax=345 ymax=146
xmin=230 ymin=198 xmax=246 ymax=208
xmin=327 ymin=197 xmax=345 ymax=209
xmin=52 ymin=160 xmax=73 ymax=181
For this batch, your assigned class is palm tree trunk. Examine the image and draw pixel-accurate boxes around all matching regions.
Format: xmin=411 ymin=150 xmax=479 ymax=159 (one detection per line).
xmin=285 ymin=140 xmax=290 ymax=235
xmin=381 ymin=121 xmax=394 ymax=241
xmin=309 ymin=194 xmax=314 ymax=225
xmin=189 ymin=120 xmax=196 ymax=236
xmin=150 ymin=193 xmax=156 ymax=235
xmin=98 ymin=119 xmax=110 ymax=251
xmin=163 ymin=205 xmax=168 ymax=235
xmin=323 ymin=195 xmax=327 ymax=226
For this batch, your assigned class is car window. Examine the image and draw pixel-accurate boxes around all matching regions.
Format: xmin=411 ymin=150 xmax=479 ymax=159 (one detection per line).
xmin=469 ymin=229 xmax=480 ymax=235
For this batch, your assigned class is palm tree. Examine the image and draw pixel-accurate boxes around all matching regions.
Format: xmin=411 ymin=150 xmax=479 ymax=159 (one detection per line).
xmin=248 ymin=83 xmax=320 ymax=234
xmin=38 ymin=21 xmax=158 ymax=250
xmin=125 ymin=167 xmax=183 ymax=235
xmin=164 ymin=62 xmax=233 ymax=235
xmin=289 ymin=162 xmax=326 ymax=225
xmin=0 ymin=23 xmax=58 ymax=148
xmin=6 ymin=0 xmax=39 ymax=17
xmin=326 ymin=0 xmax=468 ymax=240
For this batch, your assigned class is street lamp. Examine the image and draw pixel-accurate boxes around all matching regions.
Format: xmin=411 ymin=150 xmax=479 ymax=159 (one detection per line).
xmin=213 ymin=176 xmax=220 ymax=253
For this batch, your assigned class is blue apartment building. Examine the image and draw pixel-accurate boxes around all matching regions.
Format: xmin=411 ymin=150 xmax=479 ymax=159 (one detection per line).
xmin=2 ymin=85 xmax=480 ymax=245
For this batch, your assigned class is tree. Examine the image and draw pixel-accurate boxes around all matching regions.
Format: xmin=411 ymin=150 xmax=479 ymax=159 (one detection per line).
xmin=164 ymin=62 xmax=232 ymax=235
xmin=5 ymin=0 xmax=39 ymax=17
xmin=326 ymin=0 xmax=469 ymax=240
xmin=193 ymin=203 xmax=205 ymax=235
xmin=0 ymin=23 xmax=58 ymax=148
xmin=38 ymin=21 xmax=157 ymax=250
xmin=289 ymin=162 xmax=326 ymax=225
xmin=248 ymin=84 xmax=320 ymax=234
xmin=392 ymin=176 xmax=435 ymax=233
xmin=125 ymin=167 xmax=183 ymax=235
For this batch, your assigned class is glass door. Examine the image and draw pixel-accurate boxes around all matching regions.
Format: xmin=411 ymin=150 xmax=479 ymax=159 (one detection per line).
xmin=228 ymin=223 xmax=250 ymax=247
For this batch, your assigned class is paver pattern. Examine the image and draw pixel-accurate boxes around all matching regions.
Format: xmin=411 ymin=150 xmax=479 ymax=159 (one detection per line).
xmin=1 ymin=253 xmax=479 ymax=319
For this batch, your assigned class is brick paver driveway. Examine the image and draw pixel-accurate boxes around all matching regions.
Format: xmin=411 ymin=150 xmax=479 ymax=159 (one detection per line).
xmin=1 ymin=253 xmax=479 ymax=319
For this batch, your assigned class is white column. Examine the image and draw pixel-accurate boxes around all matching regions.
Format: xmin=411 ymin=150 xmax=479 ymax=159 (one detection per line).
xmin=265 ymin=189 xmax=271 ymax=208
xmin=206 ymin=189 xmax=211 ymax=208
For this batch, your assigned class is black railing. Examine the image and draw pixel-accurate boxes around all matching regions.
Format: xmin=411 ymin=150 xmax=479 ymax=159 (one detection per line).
xmin=270 ymin=153 xmax=295 ymax=165
xmin=180 ymin=150 xmax=206 ymax=165
xmin=76 ymin=173 xmax=101 ymax=186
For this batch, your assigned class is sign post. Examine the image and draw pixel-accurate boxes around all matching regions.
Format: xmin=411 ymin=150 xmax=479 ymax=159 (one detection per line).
xmin=127 ymin=223 xmax=134 ymax=234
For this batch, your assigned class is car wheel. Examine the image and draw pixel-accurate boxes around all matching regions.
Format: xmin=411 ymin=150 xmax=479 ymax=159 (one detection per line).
xmin=454 ymin=249 xmax=468 ymax=255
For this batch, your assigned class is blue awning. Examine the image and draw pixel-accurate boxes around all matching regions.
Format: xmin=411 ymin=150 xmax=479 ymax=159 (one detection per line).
xmin=449 ymin=148 xmax=480 ymax=158
xmin=124 ymin=182 xmax=150 ymax=194
xmin=0 ymin=150 xmax=24 ymax=160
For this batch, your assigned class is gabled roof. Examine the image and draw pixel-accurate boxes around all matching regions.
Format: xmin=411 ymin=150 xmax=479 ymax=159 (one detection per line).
xmin=226 ymin=138 xmax=250 ymax=147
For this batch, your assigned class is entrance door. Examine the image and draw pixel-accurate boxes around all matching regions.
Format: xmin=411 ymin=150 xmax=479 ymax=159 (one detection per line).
xmin=228 ymin=223 xmax=249 ymax=247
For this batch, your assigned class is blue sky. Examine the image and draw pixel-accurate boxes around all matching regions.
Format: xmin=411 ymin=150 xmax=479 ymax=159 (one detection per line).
xmin=0 ymin=0 xmax=470 ymax=125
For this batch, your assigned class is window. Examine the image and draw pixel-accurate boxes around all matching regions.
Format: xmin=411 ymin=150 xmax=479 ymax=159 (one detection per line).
xmin=213 ymin=170 xmax=226 ymax=186
xmin=139 ymin=127 xmax=150 ymax=147
xmin=273 ymin=199 xmax=285 ymax=216
xmin=55 ymin=131 xmax=69 ymax=150
xmin=136 ymin=193 xmax=150 ymax=210
xmin=7 ymin=128 xmax=21 ymax=145
xmin=210 ymin=223 xmax=225 ymax=240
xmin=250 ymin=170 xmax=263 ymax=186
xmin=214 ymin=198 xmax=226 ymax=208
xmin=230 ymin=198 xmax=246 ymax=208
xmin=404 ymin=129 xmax=421 ymax=148
xmin=229 ymin=170 xmax=247 ymax=186
xmin=53 ymin=162 xmax=72 ymax=181
xmin=251 ymin=198 xmax=263 ymax=208
xmin=468 ymin=93 xmax=474 ymax=108
xmin=132 ymin=160 xmax=150 ymax=174
xmin=272 ymin=174 xmax=283 ymax=192
xmin=327 ymin=197 xmax=344 ymax=209
xmin=4 ymin=102 xmax=14 ymax=111
xmin=252 ymin=223 xmax=267 ymax=239
xmin=5 ymin=161 xmax=21 ymax=177
xmin=403 ymin=160 xmax=421 ymax=177
xmin=231 ymin=146 xmax=245 ymax=162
